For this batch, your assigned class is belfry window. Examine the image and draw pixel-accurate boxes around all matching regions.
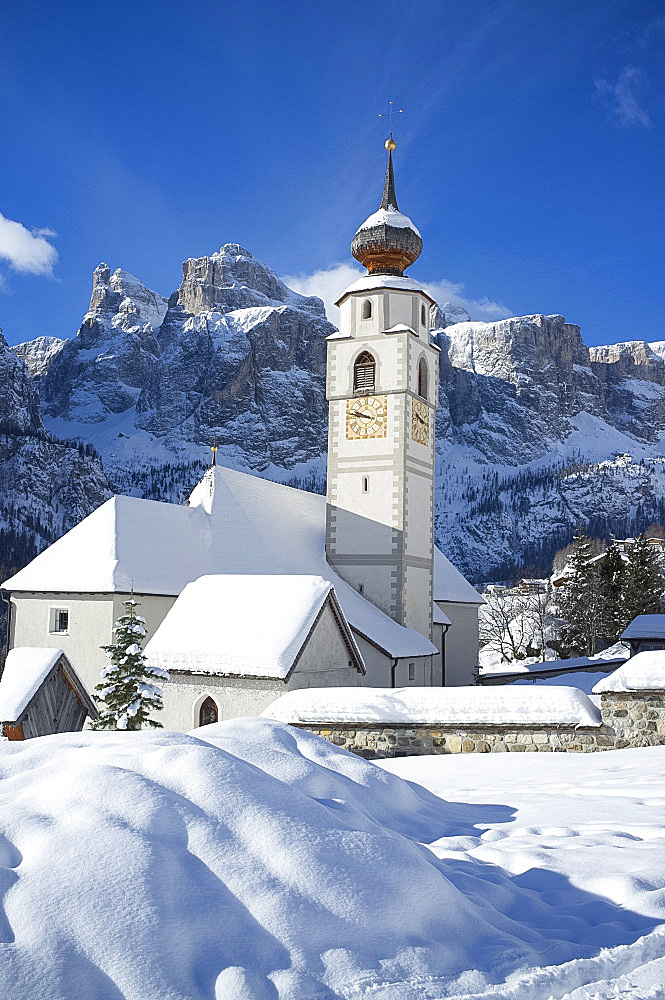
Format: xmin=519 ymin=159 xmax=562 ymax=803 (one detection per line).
xmin=421 ymin=303 xmax=427 ymax=326
xmin=362 ymin=299 xmax=372 ymax=320
xmin=354 ymin=351 xmax=376 ymax=393
xmin=418 ymin=357 xmax=428 ymax=400
xmin=199 ymin=696 xmax=218 ymax=727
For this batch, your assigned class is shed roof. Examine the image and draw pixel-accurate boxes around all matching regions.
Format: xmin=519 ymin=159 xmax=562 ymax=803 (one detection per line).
xmin=145 ymin=575 xmax=363 ymax=679
xmin=0 ymin=648 xmax=97 ymax=723
xmin=3 ymin=466 xmax=442 ymax=657
xmin=621 ymin=615 xmax=665 ymax=640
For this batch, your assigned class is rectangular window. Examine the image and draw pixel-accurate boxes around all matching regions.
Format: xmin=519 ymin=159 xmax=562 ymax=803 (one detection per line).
xmin=358 ymin=583 xmax=364 ymax=596
xmin=49 ymin=608 xmax=69 ymax=634
xmin=408 ymin=662 xmax=415 ymax=681
xmin=362 ymin=476 xmax=369 ymax=493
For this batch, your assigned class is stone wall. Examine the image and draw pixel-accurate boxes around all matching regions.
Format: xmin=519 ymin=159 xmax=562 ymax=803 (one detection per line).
xmin=600 ymin=691 xmax=665 ymax=748
xmin=294 ymin=722 xmax=614 ymax=758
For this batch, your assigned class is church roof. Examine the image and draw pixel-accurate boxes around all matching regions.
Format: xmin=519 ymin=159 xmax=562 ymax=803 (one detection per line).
xmin=334 ymin=273 xmax=436 ymax=308
xmin=144 ymin=575 xmax=363 ymax=679
xmin=3 ymin=465 xmax=446 ymax=657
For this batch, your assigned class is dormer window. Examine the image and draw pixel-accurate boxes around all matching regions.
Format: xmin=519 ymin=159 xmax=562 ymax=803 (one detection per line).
xmin=418 ymin=357 xmax=428 ymax=400
xmin=362 ymin=299 xmax=372 ymax=320
xmin=354 ymin=351 xmax=376 ymax=393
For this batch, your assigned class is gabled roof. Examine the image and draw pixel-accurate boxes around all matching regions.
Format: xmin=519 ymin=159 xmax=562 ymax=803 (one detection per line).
xmin=145 ymin=575 xmax=364 ymax=679
xmin=621 ymin=615 xmax=665 ymax=640
xmin=0 ymin=648 xmax=98 ymax=723
xmin=3 ymin=465 xmax=439 ymax=658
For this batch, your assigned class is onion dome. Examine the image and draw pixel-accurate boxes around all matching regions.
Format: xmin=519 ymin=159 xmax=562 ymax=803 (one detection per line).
xmin=351 ymin=142 xmax=422 ymax=277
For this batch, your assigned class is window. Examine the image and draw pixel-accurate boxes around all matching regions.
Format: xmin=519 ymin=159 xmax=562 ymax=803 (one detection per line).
xmin=362 ymin=476 xmax=369 ymax=493
xmin=358 ymin=583 xmax=364 ymax=596
xmin=421 ymin=303 xmax=426 ymax=326
xmin=362 ymin=299 xmax=372 ymax=320
xmin=418 ymin=357 xmax=428 ymax=400
xmin=49 ymin=608 xmax=69 ymax=634
xmin=199 ymin=696 xmax=218 ymax=727
xmin=354 ymin=351 xmax=376 ymax=393
xmin=408 ymin=662 xmax=416 ymax=681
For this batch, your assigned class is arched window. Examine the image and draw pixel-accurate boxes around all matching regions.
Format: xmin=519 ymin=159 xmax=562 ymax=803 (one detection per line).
xmin=362 ymin=299 xmax=372 ymax=320
xmin=199 ymin=696 xmax=218 ymax=727
xmin=421 ymin=303 xmax=427 ymax=326
xmin=354 ymin=351 xmax=376 ymax=393
xmin=418 ymin=357 xmax=428 ymax=400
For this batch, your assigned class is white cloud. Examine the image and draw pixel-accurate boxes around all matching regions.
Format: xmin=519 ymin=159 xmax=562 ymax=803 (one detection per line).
xmin=0 ymin=212 xmax=58 ymax=278
xmin=282 ymin=262 xmax=363 ymax=322
xmin=594 ymin=65 xmax=652 ymax=128
xmin=282 ymin=262 xmax=513 ymax=325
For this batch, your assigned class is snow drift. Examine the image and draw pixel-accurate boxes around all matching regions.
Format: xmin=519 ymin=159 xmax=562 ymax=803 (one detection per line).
xmin=261 ymin=685 xmax=602 ymax=727
xmin=0 ymin=719 xmax=657 ymax=999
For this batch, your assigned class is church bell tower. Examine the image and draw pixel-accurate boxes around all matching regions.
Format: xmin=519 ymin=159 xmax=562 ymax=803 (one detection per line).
xmin=325 ymin=137 xmax=439 ymax=640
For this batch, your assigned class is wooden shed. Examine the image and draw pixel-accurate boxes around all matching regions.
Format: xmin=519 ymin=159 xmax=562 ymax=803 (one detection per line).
xmin=0 ymin=648 xmax=98 ymax=740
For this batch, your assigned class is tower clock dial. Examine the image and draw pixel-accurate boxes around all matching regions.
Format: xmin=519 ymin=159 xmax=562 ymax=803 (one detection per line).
xmin=346 ymin=395 xmax=387 ymax=439
xmin=411 ymin=398 xmax=430 ymax=445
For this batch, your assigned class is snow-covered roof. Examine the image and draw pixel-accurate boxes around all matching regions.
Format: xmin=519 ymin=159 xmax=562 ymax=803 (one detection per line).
xmin=434 ymin=548 xmax=484 ymax=605
xmin=262 ymin=685 xmax=601 ymax=727
xmin=0 ymin=648 xmax=64 ymax=720
xmin=593 ymin=650 xmax=665 ymax=693
xmin=432 ymin=603 xmax=451 ymax=626
xmin=335 ymin=273 xmax=436 ymax=307
xmin=4 ymin=465 xmax=438 ymax=658
xmin=621 ymin=615 xmax=665 ymax=640
xmin=145 ymin=575 xmax=362 ymax=679
xmin=357 ymin=207 xmax=421 ymax=238
xmin=481 ymin=652 xmax=627 ymax=680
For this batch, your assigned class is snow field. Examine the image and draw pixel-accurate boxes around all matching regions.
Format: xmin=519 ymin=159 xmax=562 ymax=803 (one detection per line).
xmin=1 ymin=721 xmax=664 ymax=998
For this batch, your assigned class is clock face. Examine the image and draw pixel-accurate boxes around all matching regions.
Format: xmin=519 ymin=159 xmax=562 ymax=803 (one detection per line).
xmin=412 ymin=398 xmax=430 ymax=445
xmin=346 ymin=395 xmax=387 ymax=439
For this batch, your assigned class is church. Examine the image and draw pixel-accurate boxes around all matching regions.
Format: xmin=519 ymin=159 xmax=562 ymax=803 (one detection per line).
xmin=1 ymin=139 xmax=483 ymax=731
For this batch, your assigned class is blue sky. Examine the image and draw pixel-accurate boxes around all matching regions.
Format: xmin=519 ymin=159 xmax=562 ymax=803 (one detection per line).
xmin=0 ymin=0 xmax=663 ymax=347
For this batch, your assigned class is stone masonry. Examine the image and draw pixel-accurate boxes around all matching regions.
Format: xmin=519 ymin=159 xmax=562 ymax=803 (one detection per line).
xmin=600 ymin=691 xmax=665 ymax=749
xmin=295 ymin=722 xmax=614 ymax=758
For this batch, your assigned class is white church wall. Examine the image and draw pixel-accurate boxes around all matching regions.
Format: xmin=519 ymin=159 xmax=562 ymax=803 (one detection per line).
xmin=291 ymin=600 xmax=363 ymax=677
xmin=10 ymin=592 xmax=114 ymax=698
xmin=112 ymin=593 xmax=175 ymax=652
xmin=438 ymin=601 xmax=480 ymax=686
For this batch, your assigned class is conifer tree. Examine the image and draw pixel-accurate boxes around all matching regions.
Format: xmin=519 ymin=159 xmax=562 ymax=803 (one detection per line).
xmin=597 ymin=544 xmax=626 ymax=645
xmin=94 ymin=597 xmax=169 ymax=730
xmin=556 ymin=527 xmax=601 ymax=657
xmin=623 ymin=534 xmax=664 ymax=625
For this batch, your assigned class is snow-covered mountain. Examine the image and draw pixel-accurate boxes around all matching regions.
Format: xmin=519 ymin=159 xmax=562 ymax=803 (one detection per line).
xmin=9 ymin=246 xmax=665 ymax=582
xmin=11 ymin=336 xmax=66 ymax=379
xmin=0 ymin=333 xmax=111 ymax=577
xmin=40 ymin=246 xmax=332 ymax=492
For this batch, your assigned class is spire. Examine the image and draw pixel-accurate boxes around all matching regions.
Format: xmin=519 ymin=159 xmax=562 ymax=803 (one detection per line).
xmin=380 ymin=148 xmax=398 ymax=211
xmin=211 ymin=436 xmax=218 ymax=467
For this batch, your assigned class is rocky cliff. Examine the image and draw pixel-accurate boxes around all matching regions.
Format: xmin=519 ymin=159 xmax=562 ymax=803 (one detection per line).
xmin=0 ymin=333 xmax=112 ymax=577
xmin=10 ymin=246 xmax=665 ymax=582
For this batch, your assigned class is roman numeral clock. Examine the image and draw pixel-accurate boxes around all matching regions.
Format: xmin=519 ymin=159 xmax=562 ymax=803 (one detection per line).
xmin=346 ymin=395 xmax=387 ymax=438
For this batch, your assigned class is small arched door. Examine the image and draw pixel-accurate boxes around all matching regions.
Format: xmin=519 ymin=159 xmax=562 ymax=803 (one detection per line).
xmin=199 ymin=696 xmax=218 ymax=727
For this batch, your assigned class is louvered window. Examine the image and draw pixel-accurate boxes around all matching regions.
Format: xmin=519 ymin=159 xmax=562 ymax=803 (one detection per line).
xmin=418 ymin=357 xmax=428 ymax=400
xmin=354 ymin=351 xmax=376 ymax=393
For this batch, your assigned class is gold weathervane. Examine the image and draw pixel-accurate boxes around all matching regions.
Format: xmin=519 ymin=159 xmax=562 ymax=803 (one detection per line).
xmin=378 ymin=100 xmax=403 ymax=151
xmin=211 ymin=436 xmax=218 ymax=466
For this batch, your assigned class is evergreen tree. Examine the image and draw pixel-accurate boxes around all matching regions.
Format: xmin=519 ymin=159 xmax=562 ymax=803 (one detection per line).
xmin=597 ymin=544 xmax=626 ymax=645
xmin=556 ymin=527 xmax=601 ymax=657
xmin=623 ymin=534 xmax=664 ymax=625
xmin=94 ymin=597 xmax=168 ymax=730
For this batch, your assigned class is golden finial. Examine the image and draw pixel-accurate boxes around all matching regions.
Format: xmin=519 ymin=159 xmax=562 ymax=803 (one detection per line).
xmin=378 ymin=101 xmax=402 ymax=151
xmin=211 ymin=436 xmax=218 ymax=466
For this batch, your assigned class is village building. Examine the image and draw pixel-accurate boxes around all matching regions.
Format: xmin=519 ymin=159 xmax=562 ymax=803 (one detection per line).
xmin=621 ymin=615 xmax=665 ymax=656
xmin=1 ymin=139 xmax=483 ymax=730
xmin=0 ymin=648 xmax=98 ymax=740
